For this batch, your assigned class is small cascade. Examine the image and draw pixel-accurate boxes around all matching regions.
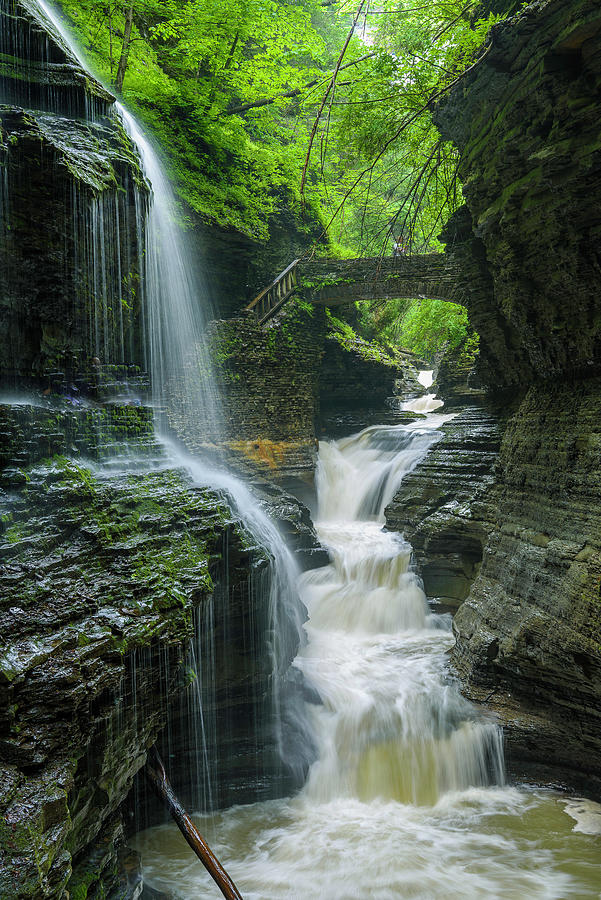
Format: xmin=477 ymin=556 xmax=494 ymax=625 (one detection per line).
xmin=135 ymin=392 xmax=601 ymax=898
xmin=417 ymin=369 xmax=435 ymax=388
xmin=316 ymin=424 xmax=445 ymax=521
xmin=296 ymin=413 xmax=504 ymax=809
xmin=403 ymin=392 xmax=444 ymax=413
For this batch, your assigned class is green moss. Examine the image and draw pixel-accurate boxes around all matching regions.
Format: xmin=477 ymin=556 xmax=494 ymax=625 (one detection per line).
xmin=67 ymin=865 xmax=106 ymax=900
xmin=4 ymin=523 xmax=24 ymax=544
xmin=325 ymin=309 xmax=397 ymax=366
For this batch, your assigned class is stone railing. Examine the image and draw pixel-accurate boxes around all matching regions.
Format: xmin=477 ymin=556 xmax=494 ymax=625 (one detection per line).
xmin=245 ymin=258 xmax=301 ymax=323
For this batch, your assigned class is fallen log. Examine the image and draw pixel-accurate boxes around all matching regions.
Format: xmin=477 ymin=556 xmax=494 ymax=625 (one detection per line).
xmin=144 ymin=747 xmax=244 ymax=900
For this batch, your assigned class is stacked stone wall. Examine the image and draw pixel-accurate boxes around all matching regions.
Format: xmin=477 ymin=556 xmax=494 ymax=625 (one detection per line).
xmin=208 ymin=303 xmax=327 ymax=478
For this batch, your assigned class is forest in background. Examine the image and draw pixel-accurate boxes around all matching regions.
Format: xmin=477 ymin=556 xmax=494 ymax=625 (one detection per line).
xmin=60 ymin=0 xmax=512 ymax=360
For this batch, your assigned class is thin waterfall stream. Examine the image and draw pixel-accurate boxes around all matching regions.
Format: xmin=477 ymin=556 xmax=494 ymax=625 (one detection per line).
xmin=28 ymin=0 xmax=311 ymax=838
xmin=134 ymin=393 xmax=601 ymax=899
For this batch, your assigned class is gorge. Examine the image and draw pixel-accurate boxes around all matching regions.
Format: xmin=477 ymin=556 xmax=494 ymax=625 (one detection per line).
xmin=1 ymin=0 xmax=601 ymax=898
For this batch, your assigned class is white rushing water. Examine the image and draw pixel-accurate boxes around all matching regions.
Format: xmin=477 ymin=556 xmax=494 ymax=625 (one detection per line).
xmin=117 ymin=106 xmax=222 ymax=443
xmin=297 ymin=409 xmax=503 ymax=810
xmin=134 ymin=396 xmax=601 ymax=898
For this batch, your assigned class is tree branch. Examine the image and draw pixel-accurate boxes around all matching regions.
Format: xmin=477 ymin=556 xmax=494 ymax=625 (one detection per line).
xmin=224 ymin=53 xmax=375 ymax=115
xmin=300 ymin=0 xmax=369 ymax=199
xmin=114 ymin=1 xmax=134 ymax=93
xmin=144 ymin=748 xmax=243 ymax=900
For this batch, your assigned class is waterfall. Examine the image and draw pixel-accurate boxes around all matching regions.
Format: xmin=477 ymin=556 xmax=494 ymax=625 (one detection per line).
xmin=117 ymin=107 xmax=222 ymax=446
xmin=134 ymin=401 xmax=601 ymax=899
xmin=10 ymin=0 xmax=310 ymax=808
xmin=297 ymin=413 xmax=504 ymax=808
xmin=8 ymin=5 xmax=601 ymax=897
xmin=1 ymin=0 xmax=146 ymax=384
xmin=32 ymin=0 xmax=220 ymax=440
xmin=0 ymin=0 xmax=112 ymax=118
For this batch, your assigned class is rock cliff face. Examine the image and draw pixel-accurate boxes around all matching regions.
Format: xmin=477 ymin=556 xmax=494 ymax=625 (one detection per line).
xmin=0 ymin=0 xmax=149 ymax=389
xmin=0 ymin=404 xmax=232 ymax=897
xmin=451 ymin=380 xmax=601 ymax=794
xmin=0 ymin=402 xmax=320 ymax=898
xmin=207 ymin=304 xmax=326 ymax=482
xmin=386 ymin=406 xmax=506 ymax=614
xmin=393 ymin=0 xmax=601 ymax=792
xmin=0 ymin=5 xmax=323 ymax=897
xmin=206 ymin=304 xmax=425 ymax=487
xmin=436 ymin=0 xmax=601 ymax=389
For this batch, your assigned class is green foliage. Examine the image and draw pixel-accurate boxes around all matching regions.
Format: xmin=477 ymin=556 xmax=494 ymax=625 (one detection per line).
xmin=326 ymin=309 xmax=397 ymax=365
xmin=326 ymin=309 xmax=356 ymax=341
xmin=59 ymin=0 xmax=344 ymax=238
xmin=58 ymin=0 xmax=499 ymax=361
xmin=316 ymin=1 xmax=505 ymax=257
xmin=58 ymin=0 xmax=503 ymax=254
xmin=393 ymin=299 xmax=472 ymax=360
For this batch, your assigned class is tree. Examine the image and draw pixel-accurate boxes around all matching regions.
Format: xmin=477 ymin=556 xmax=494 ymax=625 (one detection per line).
xmin=60 ymin=0 xmax=351 ymax=237
xmin=114 ymin=2 xmax=134 ymax=92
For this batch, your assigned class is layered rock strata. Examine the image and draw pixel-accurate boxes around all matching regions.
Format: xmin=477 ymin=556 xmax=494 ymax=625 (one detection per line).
xmin=451 ymin=380 xmax=601 ymax=795
xmin=207 ymin=304 xmax=326 ymax=481
xmin=0 ymin=402 xmax=320 ymax=897
xmin=386 ymin=406 xmax=506 ymax=614
xmin=0 ymin=0 xmax=148 ymax=387
xmin=208 ymin=304 xmax=426 ymax=484
xmin=411 ymin=0 xmax=601 ymax=791
xmin=436 ymin=0 xmax=601 ymax=388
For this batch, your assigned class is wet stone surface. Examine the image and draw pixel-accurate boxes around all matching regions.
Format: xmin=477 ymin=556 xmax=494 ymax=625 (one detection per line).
xmin=0 ymin=400 xmax=325 ymax=898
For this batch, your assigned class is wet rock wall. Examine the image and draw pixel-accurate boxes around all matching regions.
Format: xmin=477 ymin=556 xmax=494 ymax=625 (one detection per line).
xmin=0 ymin=400 xmax=320 ymax=897
xmin=385 ymin=406 xmax=506 ymax=614
xmin=394 ymin=0 xmax=601 ymax=791
xmin=451 ymin=379 xmax=601 ymax=794
xmin=207 ymin=303 xmax=327 ymax=480
xmin=0 ymin=404 xmax=236 ymax=897
xmin=435 ymin=0 xmax=601 ymax=389
xmin=0 ymin=0 xmax=149 ymax=388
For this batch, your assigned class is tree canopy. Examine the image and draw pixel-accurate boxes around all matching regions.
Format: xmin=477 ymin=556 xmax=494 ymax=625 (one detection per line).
xmin=60 ymin=0 xmax=510 ymax=355
xmin=61 ymin=0 xmax=503 ymax=246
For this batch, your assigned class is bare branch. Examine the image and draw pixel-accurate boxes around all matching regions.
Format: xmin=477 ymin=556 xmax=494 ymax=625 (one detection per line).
xmin=145 ymin=748 xmax=243 ymax=900
xmin=300 ymin=0 xmax=369 ymax=199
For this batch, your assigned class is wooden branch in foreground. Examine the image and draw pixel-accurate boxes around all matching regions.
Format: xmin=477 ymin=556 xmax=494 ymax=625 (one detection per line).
xmin=144 ymin=748 xmax=243 ymax=900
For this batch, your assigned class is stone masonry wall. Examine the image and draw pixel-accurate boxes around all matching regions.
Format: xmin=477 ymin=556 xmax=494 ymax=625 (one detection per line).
xmin=208 ymin=303 xmax=327 ymax=480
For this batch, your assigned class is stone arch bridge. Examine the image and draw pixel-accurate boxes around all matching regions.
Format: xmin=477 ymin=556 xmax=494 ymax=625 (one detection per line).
xmin=247 ymin=253 xmax=469 ymax=324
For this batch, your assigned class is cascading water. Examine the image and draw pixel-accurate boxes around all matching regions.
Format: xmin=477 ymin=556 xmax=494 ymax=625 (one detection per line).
xmin=135 ymin=397 xmax=601 ymax=898
xmin=0 ymin=0 xmax=112 ymax=117
xmin=111 ymin=101 xmax=311 ymax=806
xmin=297 ymin=409 xmax=504 ymax=810
xmin=22 ymin=0 xmax=311 ymax=810
xmin=117 ymin=107 xmax=222 ymax=446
